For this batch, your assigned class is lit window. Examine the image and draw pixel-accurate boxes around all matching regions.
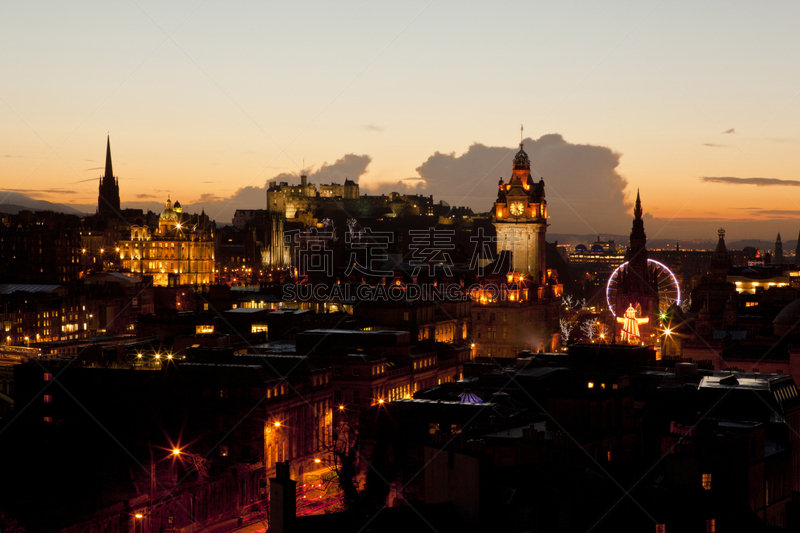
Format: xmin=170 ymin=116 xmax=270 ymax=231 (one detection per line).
xmin=44 ymin=372 xmax=52 ymax=382
xmin=44 ymin=417 xmax=52 ymax=423
xmin=656 ymin=525 xmax=666 ymax=533
xmin=706 ymin=518 xmax=715 ymax=532
xmin=702 ymin=473 xmax=712 ymax=490
xmin=43 ymin=395 xmax=52 ymax=403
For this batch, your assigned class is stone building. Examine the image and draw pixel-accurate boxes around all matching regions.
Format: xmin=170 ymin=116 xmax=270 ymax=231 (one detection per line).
xmin=118 ymin=198 xmax=215 ymax=287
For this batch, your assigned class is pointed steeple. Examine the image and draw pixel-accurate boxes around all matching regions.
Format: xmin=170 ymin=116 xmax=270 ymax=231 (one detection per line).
xmin=796 ymin=229 xmax=800 ymax=266
xmin=104 ymin=135 xmax=113 ymax=180
xmin=634 ymin=189 xmax=642 ymax=220
xmin=98 ymin=135 xmax=121 ymax=216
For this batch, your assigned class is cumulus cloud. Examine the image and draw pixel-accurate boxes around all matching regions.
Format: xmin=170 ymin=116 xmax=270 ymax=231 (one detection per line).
xmin=701 ymin=176 xmax=800 ymax=186
xmin=192 ymin=193 xmax=224 ymax=204
xmin=367 ymin=134 xmax=633 ymax=234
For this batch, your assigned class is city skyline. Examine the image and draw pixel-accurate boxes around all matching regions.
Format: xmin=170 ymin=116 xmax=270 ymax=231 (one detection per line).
xmin=3 ymin=1 xmax=800 ymax=238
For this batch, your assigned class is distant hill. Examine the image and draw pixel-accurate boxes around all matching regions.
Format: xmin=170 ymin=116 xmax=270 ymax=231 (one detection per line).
xmin=0 ymin=192 xmax=89 ymax=216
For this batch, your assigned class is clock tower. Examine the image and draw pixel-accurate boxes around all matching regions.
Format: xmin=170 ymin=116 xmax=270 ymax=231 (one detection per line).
xmin=492 ymin=142 xmax=548 ymax=283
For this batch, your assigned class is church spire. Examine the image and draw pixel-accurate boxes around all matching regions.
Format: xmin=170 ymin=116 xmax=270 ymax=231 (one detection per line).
xmin=634 ymin=189 xmax=642 ymax=220
xmin=104 ymin=135 xmax=113 ymax=180
xmin=98 ymin=135 xmax=121 ymax=216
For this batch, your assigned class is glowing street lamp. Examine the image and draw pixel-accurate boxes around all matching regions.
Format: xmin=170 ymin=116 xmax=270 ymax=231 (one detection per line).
xmin=172 ymin=448 xmax=181 ymax=456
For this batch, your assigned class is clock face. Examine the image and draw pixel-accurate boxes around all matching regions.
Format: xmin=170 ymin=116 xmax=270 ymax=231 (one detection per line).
xmin=509 ymin=202 xmax=524 ymax=216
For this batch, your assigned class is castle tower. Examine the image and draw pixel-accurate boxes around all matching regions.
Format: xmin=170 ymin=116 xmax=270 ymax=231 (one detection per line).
xmin=614 ymin=191 xmax=659 ymax=343
xmin=492 ymin=142 xmax=548 ymax=283
xmin=775 ymin=233 xmax=783 ymax=264
xmin=97 ymin=136 xmax=121 ymax=216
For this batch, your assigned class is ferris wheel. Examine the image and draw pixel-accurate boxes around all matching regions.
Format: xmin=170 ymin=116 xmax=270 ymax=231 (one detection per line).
xmin=605 ymin=259 xmax=681 ymax=317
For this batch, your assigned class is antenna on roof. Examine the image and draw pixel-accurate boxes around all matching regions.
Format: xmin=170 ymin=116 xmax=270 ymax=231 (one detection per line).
xmin=520 ymin=124 xmax=523 ymax=144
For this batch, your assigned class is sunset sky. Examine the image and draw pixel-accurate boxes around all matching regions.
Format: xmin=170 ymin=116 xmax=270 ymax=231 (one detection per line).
xmin=2 ymin=1 xmax=800 ymax=238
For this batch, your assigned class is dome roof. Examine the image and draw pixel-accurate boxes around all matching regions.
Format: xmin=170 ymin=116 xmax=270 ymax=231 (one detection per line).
xmin=159 ymin=198 xmax=178 ymax=221
xmin=575 ymin=244 xmax=587 ymax=252
xmin=774 ymin=298 xmax=800 ymax=327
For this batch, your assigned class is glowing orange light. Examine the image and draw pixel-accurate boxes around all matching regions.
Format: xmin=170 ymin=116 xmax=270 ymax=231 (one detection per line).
xmin=314 ymin=458 xmax=321 ymax=463
xmin=172 ymin=448 xmax=181 ymax=456
xmin=274 ymin=422 xmax=281 ymax=427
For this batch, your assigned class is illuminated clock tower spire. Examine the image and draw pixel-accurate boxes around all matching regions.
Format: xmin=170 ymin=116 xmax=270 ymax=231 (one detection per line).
xmin=492 ymin=137 xmax=548 ymax=282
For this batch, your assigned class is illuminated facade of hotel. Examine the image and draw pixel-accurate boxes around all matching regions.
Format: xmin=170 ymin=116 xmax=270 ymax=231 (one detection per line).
xmin=118 ymin=198 xmax=215 ymax=287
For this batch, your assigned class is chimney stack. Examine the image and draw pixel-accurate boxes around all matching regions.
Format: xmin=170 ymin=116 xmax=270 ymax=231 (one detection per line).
xmin=269 ymin=461 xmax=296 ymax=533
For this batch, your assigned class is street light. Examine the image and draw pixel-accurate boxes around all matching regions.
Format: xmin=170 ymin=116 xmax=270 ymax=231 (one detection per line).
xmin=172 ymin=448 xmax=181 ymax=456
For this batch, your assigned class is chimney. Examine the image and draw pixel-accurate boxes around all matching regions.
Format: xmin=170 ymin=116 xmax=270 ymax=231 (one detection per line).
xmin=269 ymin=462 xmax=296 ymax=533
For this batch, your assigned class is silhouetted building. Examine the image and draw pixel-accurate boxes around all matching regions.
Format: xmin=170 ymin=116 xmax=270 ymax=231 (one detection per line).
xmin=776 ymin=232 xmax=784 ymax=264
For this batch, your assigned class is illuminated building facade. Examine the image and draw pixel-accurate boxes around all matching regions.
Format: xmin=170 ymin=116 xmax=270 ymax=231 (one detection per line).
xmin=118 ymin=198 xmax=215 ymax=287
xmin=266 ymin=174 xmax=359 ymax=218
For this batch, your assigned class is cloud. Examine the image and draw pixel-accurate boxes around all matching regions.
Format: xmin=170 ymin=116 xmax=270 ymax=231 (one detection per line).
xmin=82 ymin=167 xmax=104 ymax=172
xmin=135 ymin=194 xmax=157 ymax=199
xmin=363 ymin=124 xmax=384 ymax=132
xmin=700 ymin=176 xmax=800 ymax=186
xmin=310 ymin=154 xmax=371 ymax=184
xmin=702 ymin=143 xmax=728 ymax=148
xmin=192 ymin=193 xmax=223 ymax=204
xmin=366 ymin=134 xmax=632 ymax=234
xmin=723 ymin=128 xmax=735 ymax=134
